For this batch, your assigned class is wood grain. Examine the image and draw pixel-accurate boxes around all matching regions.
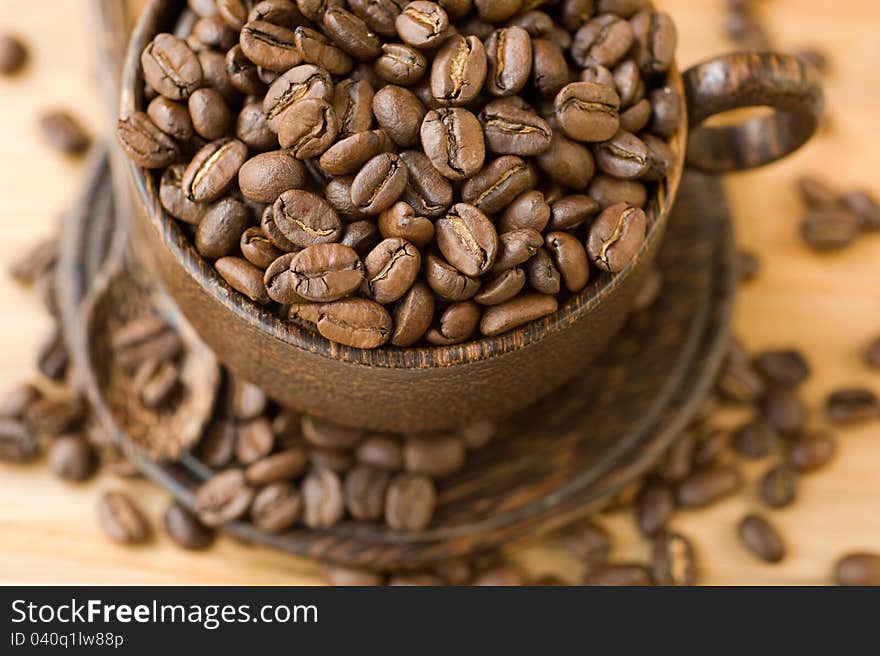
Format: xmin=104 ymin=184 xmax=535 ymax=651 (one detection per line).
xmin=1 ymin=0 xmax=879 ymax=585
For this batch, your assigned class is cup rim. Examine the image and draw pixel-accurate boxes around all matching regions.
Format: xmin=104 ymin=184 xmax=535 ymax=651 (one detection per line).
xmin=121 ymin=0 xmax=687 ymax=370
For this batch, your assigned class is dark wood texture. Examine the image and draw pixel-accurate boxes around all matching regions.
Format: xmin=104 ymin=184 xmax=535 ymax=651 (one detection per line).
xmin=60 ymin=160 xmax=736 ymax=569
xmin=117 ymin=0 xmax=687 ymax=433
xmin=684 ymin=52 xmax=824 ymax=172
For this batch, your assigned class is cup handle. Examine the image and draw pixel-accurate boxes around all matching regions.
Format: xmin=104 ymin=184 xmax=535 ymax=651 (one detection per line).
xmin=683 ymin=52 xmax=824 ymax=172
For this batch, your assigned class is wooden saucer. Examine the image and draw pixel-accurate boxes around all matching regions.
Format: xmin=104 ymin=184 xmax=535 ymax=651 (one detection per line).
xmin=59 ymin=154 xmax=736 ymax=570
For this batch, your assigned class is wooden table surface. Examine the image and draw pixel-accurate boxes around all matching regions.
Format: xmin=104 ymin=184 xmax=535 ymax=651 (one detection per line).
xmin=1 ymin=0 xmax=878 ymax=585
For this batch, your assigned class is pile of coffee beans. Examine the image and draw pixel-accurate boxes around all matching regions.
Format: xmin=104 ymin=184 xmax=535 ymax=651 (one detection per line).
xmin=797 ymin=176 xmax=880 ymax=252
xmin=115 ymin=0 xmax=684 ymax=349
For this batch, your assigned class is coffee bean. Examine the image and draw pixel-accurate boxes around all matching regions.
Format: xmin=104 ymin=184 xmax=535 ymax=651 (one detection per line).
xmin=761 ymin=388 xmax=806 ymax=436
xmin=474 ymin=0 xmax=522 ymax=23
xmin=480 ymin=99 xmax=552 ymax=157
xmin=0 ymin=34 xmax=27 ymax=75
xmin=760 ymin=464 xmax=797 ymax=509
xmin=472 ymin=565 xmax=525 ymax=586
xmin=235 ymin=417 xmax=275 ymax=465
xmin=842 ymin=190 xmax=880 ymax=231
xmin=196 ymin=469 xmax=256 ymax=527
xmin=302 ymin=467 xmax=344 ymax=528
xmin=480 ymin=294 xmax=557 ymax=336
xmin=583 ymin=564 xmax=651 ymax=586
xmin=319 ymin=130 xmax=386 ymax=176
xmin=826 ymin=388 xmax=879 ymax=425
xmin=531 ymin=38 xmax=570 ymax=98
xmin=195 ymin=198 xmax=251 ymax=260
xmin=294 ymin=25 xmax=353 ymax=74
xmin=375 ymin=42 xmax=427 ymax=85
xmin=37 ymin=110 xmax=91 ymax=156
xmin=462 ymin=156 xmax=535 ymax=215
xmin=587 ymin=202 xmax=647 ymax=273
xmin=555 ymin=82 xmax=620 ymax=143
xmin=343 ymin=464 xmax=390 ymax=520
xmin=800 ymin=208 xmax=862 ymax=251
xmin=485 ymin=27 xmax=532 ymax=97
xmin=716 ymin=344 xmax=766 ymax=403
xmin=619 ymin=98 xmax=652 ymax=133
xmin=182 ymin=138 xmax=248 ymax=202
xmin=732 ymin=418 xmax=777 ymax=459
xmin=302 ymin=415 xmax=364 ymax=450
xmin=738 ymin=513 xmax=786 ymax=563
xmin=648 ymin=86 xmax=682 ymax=139
xmin=310 ymin=446 xmax=354 ymax=473
xmin=323 ymin=7 xmax=382 ymax=61
xmin=341 ymin=220 xmax=381 ymax=257
xmin=148 ymin=96 xmax=195 ymax=142
xmin=97 ymin=491 xmax=150 ymax=544
xmin=298 ymin=0 xmax=344 ymax=22
xmin=186 ymin=88 xmax=231 ymax=141
xmin=864 ymin=336 xmax=880 ymax=370
xmin=474 ymin=268 xmax=525 ymax=306
xmin=0 ymin=419 xmax=39 ymax=463
xmin=436 ymin=204 xmax=499 ymax=277
xmin=372 ymin=86 xmax=426 ymax=148
xmin=134 ymin=359 xmax=181 ymax=409
xmin=796 ymin=175 xmax=839 ymax=207
xmin=385 ymin=473 xmax=436 ymax=531
xmin=216 ymin=257 xmax=272 ymax=304
xmin=348 ymin=0 xmax=406 ymax=36
xmin=572 ymin=14 xmax=634 ymax=69
xmin=240 ymin=20 xmax=301 ymax=71
xmin=421 ymin=107 xmax=486 ymax=180
xmin=356 ymin=434 xmax=403 ymax=470
xmin=677 ymin=465 xmax=741 ymax=508
xmin=392 ymin=281 xmax=435 ymax=346
xmin=556 ymin=519 xmax=612 ymax=563
xmin=251 ymin=481 xmax=303 ymax=532
xmin=754 ymin=349 xmax=810 ymax=387
xmin=588 ymin=174 xmax=647 ymax=209
xmin=430 ymin=34 xmax=486 ymax=106
xmin=163 ymin=501 xmax=214 ymax=550
xmin=238 ymin=150 xmax=307 ymax=203
xmin=631 ymin=10 xmax=677 ymax=75
xmin=317 ymin=298 xmax=393 ymax=348
xmin=526 ymin=247 xmax=561 ymax=296
xmin=262 ymin=252 xmax=300 ymax=304
xmin=246 ymin=448 xmax=309 ymax=484
xmin=290 ymin=243 xmax=365 ymax=302
xmin=200 ymin=419 xmax=237 ymax=469
xmin=651 ymin=531 xmax=697 ymax=586
xmin=276 ymin=98 xmax=338 ymax=158
xmin=225 ymin=45 xmax=264 ymax=95
xmin=404 ymin=433 xmax=466 ymax=478
xmin=0 ymin=384 xmax=40 ymax=420
xmin=788 ymin=432 xmax=836 ymax=472
xmin=379 ymin=202 xmax=435 ymax=248
xmin=636 ymin=481 xmax=675 ymax=537
xmin=273 ymin=189 xmax=342 ymax=247
xmin=363 ymin=238 xmax=421 ymax=304
xmin=236 ymin=100 xmax=277 ymax=151
xmin=399 ymin=150 xmax=454 ymax=218
xmin=499 ymin=190 xmax=551 ymax=233
xmin=549 ymin=195 xmax=599 ymax=231
xmin=323 ymin=177 xmax=367 ymax=222
xmin=546 ymin=231 xmax=590 ymax=293
xmin=536 ymin=132 xmax=594 ymax=189
xmin=26 ymin=396 xmax=85 ymax=437
xmin=396 ymin=2 xmax=449 ymax=49
xmin=239 ymin=228 xmax=283 ymax=270
xmin=834 ymin=553 xmax=880 ymax=586
xmin=141 ymin=33 xmax=203 ymax=100
xmin=351 ymin=153 xmax=409 ymax=215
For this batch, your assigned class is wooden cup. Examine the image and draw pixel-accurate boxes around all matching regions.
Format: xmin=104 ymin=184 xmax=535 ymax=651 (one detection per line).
xmin=118 ymin=0 xmax=823 ymax=433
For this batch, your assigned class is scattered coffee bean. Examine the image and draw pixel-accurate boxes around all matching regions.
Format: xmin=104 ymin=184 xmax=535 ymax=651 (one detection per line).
xmin=48 ymin=435 xmax=96 ymax=482
xmin=738 ymin=514 xmax=786 ymax=563
xmin=761 ymin=388 xmax=806 ymax=437
xmin=826 ymin=388 xmax=879 ymax=425
xmin=677 ymin=465 xmax=741 ymax=509
xmin=556 ymin=519 xmax=612 ymax=564
xmin=38 ymin=111 xmax=91 ymax=156
xmin=754 ymin=349 xmax=810 ymax=387
xmin=96 ymin=491 xmax=150 ymax=544
xmin=732 ymin=418 xmax=777 ymax=459
xmin=787 ymin=432 xmax=836 ymax=472
xmin=0 ymin=419 xmax=39 ymax=463
xmin=0 ymin=34 xmax=27 ymax=75
xmin=651 ymin=531 xmax=697 ymax=586
xmin=760 ymin=464 xmax=797 ymax=509
xmin=863 ymin=336 xmax=880 ymax=370
xmin=834 ymin=553 xmax=880 ymax=586
xmin=636 ymin=481 xmax=675 ymax=537
xmin=163 ymin=501 xmax=214 ymax=550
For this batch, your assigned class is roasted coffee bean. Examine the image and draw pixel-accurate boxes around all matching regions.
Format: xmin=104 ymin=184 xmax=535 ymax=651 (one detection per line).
xmin=560 ymin=0 xmax=596 ymax=32
xmin=324 ymin=176 xmax=367 ymax=221
xmin=163 ymin=501 xmax=214 ymax=550
xmin=572 ymin=14 xmax=634 ymax=69
xmin=631 ymin=10 xmax=677 ymax=75
xmin=235 ymin=417 xmax=275 ymax=464
xmin=97 ymin=492 xmax=150 ymax=545
xmin=356 ymin=434 xmax=403 ymax=471
xmin=317 ymin=298 xmax=393 ymax=348
xmin=399 ymin=150 xmax=454 ymax=218
xmin=302 ymin=415 xmax=364 ymax=450
xmin=834 ymin=553 xmax=880 ymax=586
xmin=760 ymin=464 xmax=797 ymax=509
xmin=493 ymin=229 xmax=542 ymax=271
xmin=425 ymin=301 xmax=481 ymax=345
xmin=430 ymin=34 xmax=487 ymax=106
xmin=474 ymin=268 xmax=525 ymax=306
xmin=796 ymin=175 xmax=839 ymax=208
xmin=343 ymin=464 xmax=390 ymax=520
xmin=531 ymin=38 xmax=570 ymax=98
xmin=754 ymin=349 xmax=810 ymax=387
xmin=379 ymin=202 xmax=435 ymax=248
xmin=310 ymin=446 xmax=354 ymax=473
xmin=396 ymin=2 xmax=449 ymax=49
xmin=536 ymin=132 xmax=594 ymax=190
xmin=584 ymin=564 xmax=651 ymax=586
xmin=738 ymin=513 xmax=786 ymax=563
xmin=251 ymin=482 xmax=302 ymax=532
xmin=134 ymin=359 xmax=181 ymax=409
xmin=239 ymin=149 xmax=308 ymax=204
xmin=198 ymin=49 xmax=238 ymax=101
xmin=196 ymin=198 xmax=251 ymax=259
xmin=263 ymin=252 xmax=301 ymax=303
xmin=579 ymin=61 xmax=615 ymax=86
xmin=392 ymin=281 xmax=435 ymax=346
xmin=341 ymin=220 xmax=381 ymax=256
xmin=480 ymin=294 xmax=557 ymax=336
xmin=0 ymin=34 xmax=27 ymax=75
xmin=385 ymin=473 xmax=436 ymax=531
xmin=761 ymin=388 xmax=806 ymax=436
xmin=232 ymin=379 xmax=267 ymax=420
xmin=692 ymin=429 xmax=731 ymax=468
xmin=546 ymin=231 xmax=590 ymax=293
xmin=116 ymin=112 xmax=180 ymax=169
xmin=595 ymin=129 xmax=650 ymax=179
xmin=302 ymin=467 xmax=345 ymax=528
xmin=485 ymin=27 xmax=532 ymax=97
xmin=438 ymin=0 xmax=471 ymax=20
xmin=788 ymin=432 xmax=836 ymax=472
xmin=194 ymin=15 xmax=239 ymax=49
xmin=363 ymin=238 xmax=421 ymax=304
xmin=196 ymin=469 xmax=255 ymax=527
xmin=651 ymin=531 xmax=697 ymax=586
xmin=0 ymin=384 xmax=40 ymax=420
xmin=182 ymin=138 xmax=248 ymax=202
xmin=800 ymin=207 xmax=862 ymax=251
xmin=549 ymin=195 xmax=599 ymax=231
xmin=348 ymin=0 xmax=407 ymax=36
xmin=588 ymin=203 xmax=647 ymax=273
xmin=619 ymin=98 xmax=652 ymax=133
xmin=732 ymin=418 xmax=777 ymax=459
xmin=294 ymin=25 xmax=353 ymax=75
xmin=636 ymin=481 xmax=675 ymax=537
xmin=842 ymin=190 xmax=880 ymax=231
xmin=273 ymin=189 xmax=342 ymax=247
xmin=141 ymin=33 xmax=203 ymax=100
xmin=436 ymin=203 xmax=499 ymax=276
xmin=37 ymin=327 xmax=68 ymax=383
xmin=322 ymin=7 xmax=382 ymax=61
xmin=290 ymin=243 xmax=364 ymax=302
xmin=187 ymin=88 xmax=232 ymax=141
xmin=240 ymin=20 xmax=301 ymax=71
xmin=351 ymin=153 xmax=409 ymax=215
xmin=461 ymin=156 xmax=534 ymax=215
xmin=0 ymin=419 xmax=39 ymax=463
xmin=320 ymin=130 xmax=387 ymax=176
xmin=246 ymin=448 xmax=309 ymax=484
xmin=373 ymin=86 xmax=425 ymax=148
xmin=421 ymin=107 xmax=486 ymax=181
xmin=216 ymin=256 xmax=272 ymax=303
xmin=826 ymin=388 xmax=879 ymax=425
xmin=277 ymin=99 xmax=338 ymax=158
xmin=588 ymin=174 xmax=647 ymax=209
xmin=648 ymin=86 xmax=682 ymax=139
xmin=717 ymin=349 xmax=766 ymax=403
xmin=556 ymin=519 xmax=612 ymax=563
xmin=236 ymin=100 xmax=277 ymax=151
xmin=676 ymin=465 xmax=741 ymax=509
xmin=612 ymin=58 xmax=644 ymax=110
xmin=200 ymin=419 xmax=237 ymax=468
xmin=225 ymin=45 xmax=265 ymax=95
xmin=375 ymin=42 xmax=427 ymax=85
xmin=526 ymin=247 xmax=561 ymax=296
xmin=263 ymin=64 xmax=333 ymax=131
xmin=864 ymin=336 xmax=880 ymax=370
xmin=297 ymin=0 xmax=344 ymax=22
xmin=332 ymin=79 xmax=374 ymax=138
xmin=555 ymin=82 xmax=620 ymax=142
xmin=499 ymin=190 xmax=551 ymax=233
xmin=148 ymin=96 xmax=194 ymax=142
xmin=480 ymin=99 xmax=552 ymax=157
